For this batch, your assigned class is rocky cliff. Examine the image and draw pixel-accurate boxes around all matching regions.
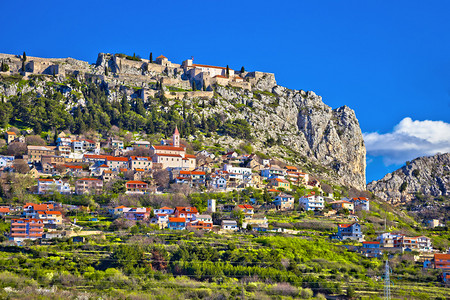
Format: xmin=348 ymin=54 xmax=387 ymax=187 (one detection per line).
xmin=0 ymin=52 xmax=366 ymax=189
xmin=367 ymin=153 xmax=450 ymax=204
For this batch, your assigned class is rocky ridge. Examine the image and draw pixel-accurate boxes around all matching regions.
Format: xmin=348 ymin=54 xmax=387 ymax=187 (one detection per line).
xmin=367 ymin=153 xmax=450 ymax=204
xmin=0 ymin=52 xmax=367 ymax=189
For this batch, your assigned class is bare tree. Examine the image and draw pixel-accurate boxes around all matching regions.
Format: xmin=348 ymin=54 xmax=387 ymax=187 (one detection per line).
xmin=25 ymin=135 xmax=46 ymax=146
xmin=124 ymin=132 xmax=133 ymax=145
xmin=7 ymin=142 xmax=27 ymax=156
xmin=126 ymin=148 xmax=151 ymax=157
xmin=321 ymin=182 xmax=333 ymax=195
xmin=109 ymin=125 xmax=120 ymax=136
xmin=8 ymin=127 xmax=20 ymax=135
xmin=153 ymin=169 xmax=170 ymax=188
xmin=13 ymin=159 xmax=29 ymax=174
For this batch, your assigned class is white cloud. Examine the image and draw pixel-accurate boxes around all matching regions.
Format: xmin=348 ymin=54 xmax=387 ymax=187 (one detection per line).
xmin=363 ymin=117 xmax=450 ymax=165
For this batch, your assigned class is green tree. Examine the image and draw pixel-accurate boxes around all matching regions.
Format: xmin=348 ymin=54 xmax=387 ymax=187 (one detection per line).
xmin=240 ymin=66 xmax=245 ymax=73
xmin=226 ymin=65 xmax=230 ymax=78
xmin=346 ymin=286 xmax=355 ymax=299
xmin=105 ymin=66 xmax=109 ymax=76
xmin=192 ymin=80 xmax=197 ymax=91
xmin=399 ymin=182 xmax=407 ymax=193
xmin=149 ymin=52 xmax=153 ymax=63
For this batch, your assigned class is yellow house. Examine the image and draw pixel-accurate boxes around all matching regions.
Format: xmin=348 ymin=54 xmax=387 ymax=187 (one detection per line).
xmin=269 ymin=178 xmax=291 ymax=191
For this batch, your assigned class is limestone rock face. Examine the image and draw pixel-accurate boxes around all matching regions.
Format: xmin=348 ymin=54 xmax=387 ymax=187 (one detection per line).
xmin=210 ymin=84 xmax=367 ymax=190
xmin=367 ymin=153 xmax=450 ymax=204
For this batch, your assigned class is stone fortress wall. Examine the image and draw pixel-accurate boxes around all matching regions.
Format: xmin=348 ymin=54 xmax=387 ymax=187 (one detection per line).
xmin=0 ymin=52 xmax=276 ymax=99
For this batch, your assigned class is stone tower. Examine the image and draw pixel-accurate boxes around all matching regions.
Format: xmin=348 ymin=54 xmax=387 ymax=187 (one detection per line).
xmin=173 ymin=126 xmax=180 ymax=147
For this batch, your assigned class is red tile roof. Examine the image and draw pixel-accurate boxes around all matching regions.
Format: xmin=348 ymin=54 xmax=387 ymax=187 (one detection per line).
xmin=363 ymin=241 xmax=380 ymax=244
xmin=214 ymin=75 xmax=228 ymax=79
xmin=238 ymin=205 xmax=254 ymax=209
xmin=78 ymin=178 xmax=102 ymax=181
xmin=107 ymin=156 xmax=128 ymax=162
xmin=435 ymin=253 xmax=450 ymax=260
xmin=0 ymin=207 xmax=10 ymax=213
xmin=154 ymin=153 xmax=183 ymax=157
xmin=152 ymin=145 xmax=185 ymax=151
xmin=6 ymin=131 xmax=16 ymax=135
xmin=175 ymin=207 xmax=198 ymax=214
xmin=64 ymin=165 xmax=82 ymax=169
xmin=185 ymin=154 xmax=196 ymax=158
xmin=84 ymin=154 xmax=109 ymax=159
xmin=169 ymin=217 xmax=186 ymax=223
xmin=338 ymin=223 xmax=353 ymax=228
xmin=126 ymin=180 xmax=147 ymax=185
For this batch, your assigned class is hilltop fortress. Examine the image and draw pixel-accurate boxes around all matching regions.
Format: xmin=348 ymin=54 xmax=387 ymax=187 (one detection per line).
xmin=0 ymin=52 xmax=277 ymax=101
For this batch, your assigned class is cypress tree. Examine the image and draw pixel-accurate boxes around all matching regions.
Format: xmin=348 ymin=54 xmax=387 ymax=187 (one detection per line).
xmin=192 ymin=80 xmax=197 ymax=91
xmin=202 ymin=80 xmax=206 ymax=91
xmin=226 ymin=65 xmax=230 ymax=78
xmin=105 ymin=66 xmax=109 ymax=76
xmin=149 ymin=52 xmax=153 ymax=63
xmin=22 ymin=51 xmax=27 ymax=72
xmin=240 ymin=66 xmax=245 ymax=73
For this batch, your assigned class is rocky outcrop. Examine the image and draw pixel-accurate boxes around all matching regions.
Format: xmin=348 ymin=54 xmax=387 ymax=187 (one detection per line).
xmin=205 ymin=86 xmax=366 ymax=189
xmin=367 ymin=153 xmax=450 ymax=204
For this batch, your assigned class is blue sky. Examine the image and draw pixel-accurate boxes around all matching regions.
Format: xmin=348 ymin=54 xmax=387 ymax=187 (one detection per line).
xmin=2 ymin=0 xmax=450 ymax=183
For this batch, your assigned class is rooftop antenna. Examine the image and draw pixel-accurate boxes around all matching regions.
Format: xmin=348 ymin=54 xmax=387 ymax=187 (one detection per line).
xmin=384 ymin=259 xmax=391 ymax=300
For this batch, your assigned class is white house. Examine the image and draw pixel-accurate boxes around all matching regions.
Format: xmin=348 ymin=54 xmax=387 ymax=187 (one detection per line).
xmin=299 ymin=194 xmax=324 ymax=211
xmin=221 ymin=220 xmax=238 ymax=231
xmin=37 ymin=179 xmax=71 ymax=195
xmin=154 ymin=206 xmax=174 ymax=215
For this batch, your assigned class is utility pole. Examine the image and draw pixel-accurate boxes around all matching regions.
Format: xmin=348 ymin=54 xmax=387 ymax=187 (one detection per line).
xmin=384 ymin=259 xmax=391 ymax=300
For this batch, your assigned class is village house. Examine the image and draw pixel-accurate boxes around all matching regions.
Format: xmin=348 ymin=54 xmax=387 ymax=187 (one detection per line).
xmin=168 ymin=217 xmax=186 ymax=230
xmin=151 ymin=213 xmax=169 ymax=228
xmin=23 ymin=203 xmax=54 ymax=215
xmin=209 ymin=175 xmax=227 ymax=190
xmin=106 ymin=156 xmax=129 ymax=170
xmin=360 ymin=241 xmax=381 ymax=258
xmin=174 ymin=206 xmax=199 ymax=222
xmin=0 ymin=207 xmax=10 ymax=216
xmin=133 ymin=140 xmax=151 ymax=148
xmin=329 ymin=200 xmax=354 ymax=214
xmin=332 ymin=223 xmax=364 ymax=242
xmin=41 ymin=155 xmax=65 ymax=166
xmin=5 ymin=131 xmax=17 ymax=144
xmin=273 ymin=193 xmax=295 ymax=210
xmin=129 ymin=156 xmax=152 ymax=170
xmin=10 ymin=218 xmax=44 ymax=243
xmin=236 ymin=204 xmax=254 ymax=220
xmin=299 ymin=193 xmax=324 ymax=211
xmin=348 ymin=197 xmax=370 ymax=211
xmin=37 ymin=178 xmax=71 ymax=195
xmin=28 ymin=145 xmax=57 ymax=163
xmin=393 ymin=235 xmax=433 ymax=252
xmin=175 ymin=170 xmax=206 ymax=186
xmin=187 ymin=214 xmax=213 ymax=231
xmin=124 ymin=207 xmax=152 ymax=221
xmin=36 ymin=210 xmax=63 ymax=228
xmin=75 ymin=178 xmax=103 ymax=195
xmin=154 ymin=206 xmax=174 ymax=215
xmin=221 ymin=220 xmax=238 ymax=231
xmin=261 ymin=165 xmax=286 ymax=179
xmin=125 ymin=180 xmax=148 ymax=194
xmin=269 ymin=178 xmax=291 ymax=191
xmin=434 ymin=253 xmax=450 ymax=270
xmin=110 ymin=205 xmax=132 ymax=216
